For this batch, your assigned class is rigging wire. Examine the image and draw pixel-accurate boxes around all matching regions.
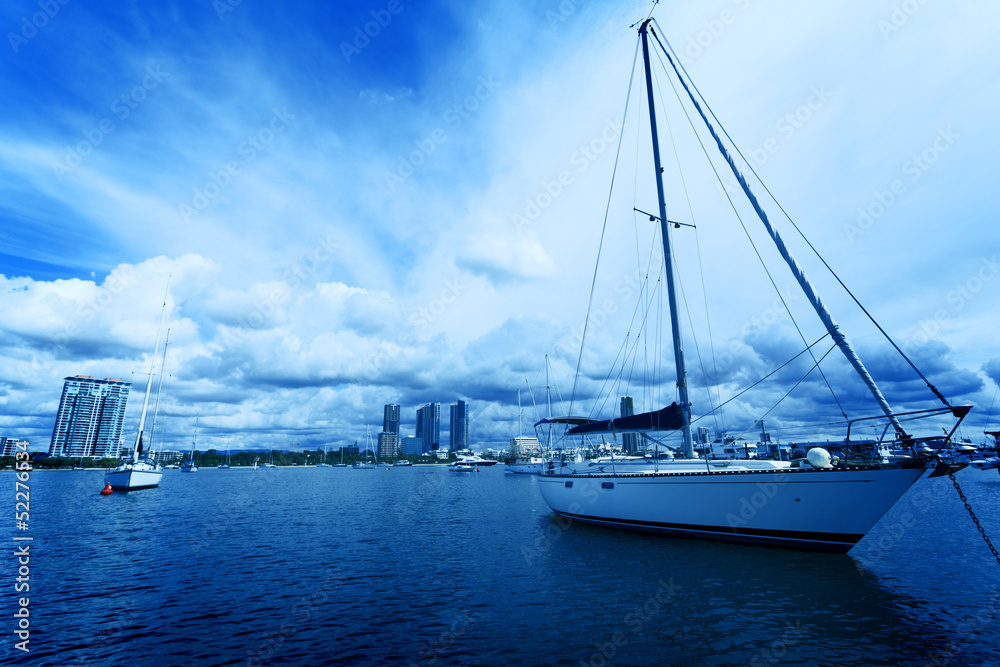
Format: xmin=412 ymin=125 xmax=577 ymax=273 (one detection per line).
xmin=691 ymin=332 xmax=833 ymax=424
xmin=649 ymin=25 xmax=850 ymax=422
xmin=650 ymin=17 xmax=950 ymax=411
xmin=649 ymin=49 xmax=726 ymax=436
xmin=741 ymin=343 xmax=840 ymax=440
xmin=568 ymin=37 xmax=641 ymax=419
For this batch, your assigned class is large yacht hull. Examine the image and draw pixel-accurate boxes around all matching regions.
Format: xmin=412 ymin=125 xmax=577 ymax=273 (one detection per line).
xmin=105 ymin=465 xmax=162 ymax=491
xmin=536 ymin=462 xmax=929 ymax=553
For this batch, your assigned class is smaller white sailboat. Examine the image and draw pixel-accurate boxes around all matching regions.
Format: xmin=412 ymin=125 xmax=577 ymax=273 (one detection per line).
xmin=331 ymin=446 xmax=348 ymax=467
xmin=504 ymin=391 xmax=545 ymax=474
xmin=217 ymin=441 xmax=231 ymax=469
xmin=352 ymin=431 xmax=377 ymax=469
xmin=315 ymin=445 xmax=331 ymax=468
xmin=262 ymin=448 xmax=276 ymax=468
xmin=180 ymin=416 xmax=199 ymax=472
xmin=105 ymin=282 xmax=170 ymax=491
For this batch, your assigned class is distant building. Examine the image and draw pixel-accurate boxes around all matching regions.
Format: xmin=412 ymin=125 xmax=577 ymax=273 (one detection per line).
xmin=343 ymin=442 xmax=360 ymax=456
xmin=377 ymin=432 xmax=400 ymax=459
xmin=383 ymin=404 xmax=400 ymax=434
xmin=152 ymin=450 xmax=185 ymax=464
xmin=0 ymin=437 xmax=29 ymax=457
xmin=620 ymin=396 xmax=639 ymax=454
xmin=49 ymin=375 xmax=132 ymax=459
xmin=417 ymin=403 xmax=440 ymax=452
xmin=400 ymin=435 xmax=421 ymax=456
xmin=449 ymin=400 xmax=468 ymax=451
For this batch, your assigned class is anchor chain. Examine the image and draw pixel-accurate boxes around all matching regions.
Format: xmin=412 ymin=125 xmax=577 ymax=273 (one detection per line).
xmin=948 ymin=471 xmax=1000 ymax=566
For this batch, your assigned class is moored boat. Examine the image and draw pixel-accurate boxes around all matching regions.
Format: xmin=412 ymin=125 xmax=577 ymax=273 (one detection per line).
xmin=105 ymin=282 xmax=169 ymax=492
xmin=534 ymin=18 xmax=970 ymax=553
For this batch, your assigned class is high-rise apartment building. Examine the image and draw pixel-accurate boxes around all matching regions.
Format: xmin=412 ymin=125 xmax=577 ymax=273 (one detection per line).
xmin=383 ymin=404 xmax=400 ymax=434
xmin=620 ymin=396 xmax=639 ymax=454
xmin=49 ymin=375 xmax=132 ymax=458
xmin=449 ymin=400 xmax=468 ymax=452
xmin=400 ymin=435 xmax=421 ymax=456
xmin=417 ymin=403 xmax=440 ymax=452
xmin=377 ymin=432 xmax=400 ymax=459
xmin=0 ymin=437 xmax=29 ymax=457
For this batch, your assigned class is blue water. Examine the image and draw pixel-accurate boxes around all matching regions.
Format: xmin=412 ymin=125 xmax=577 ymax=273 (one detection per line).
xmin=3 ymin=465 xmax=999 ymax=666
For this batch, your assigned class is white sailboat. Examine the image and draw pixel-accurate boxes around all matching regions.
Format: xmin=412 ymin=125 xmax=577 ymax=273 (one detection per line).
xmin=352 ymin=430 xmax=377 ymax=469
xmin=218 ymin=440 xmax=231 ymax=469
xmin=262 ymin=448 xmax=276 ymax=468
xmin=535 ymin=19 xmax=970 ymax=553
xmin=331 ymin=447 xmax=348 ymax=467
xmin=505 ymin=390 xmax=545 ymax=474
xmin=180 ymin=416 xmax=199 ymax=472
xmin=315 ymin=445 xmax=331 ymax=468
xmin=105 ymin=282 xmax=170 ymax=491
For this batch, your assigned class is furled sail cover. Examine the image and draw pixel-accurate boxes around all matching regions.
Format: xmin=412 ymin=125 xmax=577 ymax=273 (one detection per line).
xmin=567 ymin=403 xmax=684 ymax=435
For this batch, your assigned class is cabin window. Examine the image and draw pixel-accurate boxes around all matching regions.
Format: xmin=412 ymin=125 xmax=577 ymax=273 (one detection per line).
xmin=564 ymin=481 xmax=573 ymax=488
xmin=602 ymin=482 xmax=615 ymax=489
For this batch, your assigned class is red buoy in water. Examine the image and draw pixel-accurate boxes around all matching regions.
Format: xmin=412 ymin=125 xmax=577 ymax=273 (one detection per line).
xmin=100 ymin=483 xmax=113 ymax=495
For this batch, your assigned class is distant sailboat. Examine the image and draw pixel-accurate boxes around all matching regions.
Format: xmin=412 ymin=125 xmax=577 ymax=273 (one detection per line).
xmin=331 ymin=446 xmax=348 ymax=467
xmin=505 ymin=390 xmax=544 ymax=475
xmin=315 ymin=445 xmax=331 ymax=468
xmin=105 ymin=281 xmax=170 ymax=491
xmin=352 ymin=431 xmax=377 ymax=469
xmin=218 ymin=441 xmax=231 ymax=469
xmin=262 ymin=448 xmax=276 ymax=468
xmin=180 ymin=416 xmax=199 ymax=472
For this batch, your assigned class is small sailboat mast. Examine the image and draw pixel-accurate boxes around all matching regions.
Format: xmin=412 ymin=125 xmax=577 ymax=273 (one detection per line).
xmin=639 ymin=20 xmax=694 ymax=458
xmin=133 ymin=278 xmax=171 ymax=462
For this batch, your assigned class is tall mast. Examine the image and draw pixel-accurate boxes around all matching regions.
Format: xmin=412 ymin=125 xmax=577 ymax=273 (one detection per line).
xmin=648 ymin=25 xmax=908 ymax=438
xmin=147 ymin=328 xmax=170 ymax=458
xmin=639 ymin=20 xmax=694 ymax=457
xmin=133 ymin=278 xmax=170 ymax=462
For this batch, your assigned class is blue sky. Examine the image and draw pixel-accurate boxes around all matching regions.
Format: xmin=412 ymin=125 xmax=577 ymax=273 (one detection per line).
xmin=2 ymin=0 xmax=999 ymax=454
